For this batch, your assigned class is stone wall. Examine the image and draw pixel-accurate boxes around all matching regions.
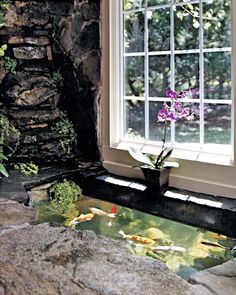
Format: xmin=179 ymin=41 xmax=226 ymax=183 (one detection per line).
xmin=0 ymin=0 xmax=101 ymax=164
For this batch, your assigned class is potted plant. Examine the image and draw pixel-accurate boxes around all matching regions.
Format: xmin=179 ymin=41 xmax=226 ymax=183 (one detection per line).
xmin=129 ymin=89 xmax=194 ymax=191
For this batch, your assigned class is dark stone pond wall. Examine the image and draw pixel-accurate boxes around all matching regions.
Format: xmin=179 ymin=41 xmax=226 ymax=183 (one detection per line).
xmin=0 ymin=0 xmax=101 ymax=164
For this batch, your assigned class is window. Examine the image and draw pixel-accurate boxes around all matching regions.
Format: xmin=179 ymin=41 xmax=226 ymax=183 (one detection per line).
xmin=112 ymin=0 xmax=232 ymax=154
xmin=103 ymin=0 xmax=236 ymax=198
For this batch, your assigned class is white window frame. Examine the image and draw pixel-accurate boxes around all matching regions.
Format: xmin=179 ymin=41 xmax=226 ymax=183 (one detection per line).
xmin=101 ymin=0 xmax=236 ymax=199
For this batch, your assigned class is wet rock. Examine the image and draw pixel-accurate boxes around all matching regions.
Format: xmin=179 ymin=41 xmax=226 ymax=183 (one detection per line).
xmin=189 ymin=258 xmax=236 ymax=295
xmin=9 ymin=36 xmax=50 ymax=46
xmin=13 ymin=46 xmax=46 ymax=59
xmin=80 ymin=2 xmax=99 ymax=21
xmin=0 ymin=223 xmax=196 ymax=295
xmin=76 ymin=49 xmax=100 ymax=88
xmin=0 ymin=198 xmax=37 ymax=229
xmin=28 ymin=190 xmax=49 ymax=206
xmin=72 ymin=21 xmax=99 ymax=56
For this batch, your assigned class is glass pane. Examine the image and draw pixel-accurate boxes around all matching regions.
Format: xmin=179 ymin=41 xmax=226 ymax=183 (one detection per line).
xmin=204 ymin=104 xmax=231 ymax=144
xmin=148 ymin=8 xmax=170 ymax=51
xmin=148 ymin=0 xmax=171 ymax=6
xmin=124 ymin=0 xmax=144 ymax=10
xmin=175 ymin=54 xmax=199 ymax=95
xmin=124 ymin=12 xmax=144 ymax=53
xmin=175 ymin=4 xmax=199 ymax=50
xmin=124 ymin=56 xmax=144 ymax=96
xmin=204 ymin=0 xmax=231 ymax=48
xmin=204 ymin=52 xmax=231 ymax=100
xmin=125 ymin=100 xmax=145 ymax=139
xmin=175 ymin=103 xmax=200 ymax=143
xmin=149 ymin=101 xmax=171 ymax=142
xmin=149 ymin=55 xmax=170 ymax=97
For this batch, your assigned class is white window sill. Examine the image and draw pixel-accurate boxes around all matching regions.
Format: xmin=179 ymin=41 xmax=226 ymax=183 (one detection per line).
xmin=114 ymin=139 xmax=233 ymax=167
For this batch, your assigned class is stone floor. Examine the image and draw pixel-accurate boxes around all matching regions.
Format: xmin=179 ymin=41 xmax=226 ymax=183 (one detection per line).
xmin=0 ymin=168 xmax=236 ymax=294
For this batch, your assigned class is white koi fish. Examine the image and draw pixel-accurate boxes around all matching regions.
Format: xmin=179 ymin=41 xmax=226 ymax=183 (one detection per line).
xmin=152 ymin=245 xmax=186 ymax=252
xmin=89 ymin=207 xmax=116 ymax=218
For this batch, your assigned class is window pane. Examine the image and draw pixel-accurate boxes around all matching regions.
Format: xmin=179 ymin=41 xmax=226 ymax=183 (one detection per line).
xmin=149 ymin=101 xmax=171 ymax=142
xmin=124 ymin=56 xmax=144 ymax=96
xmin=149 ymin=55 xmax=170 ymax=97
xmin=124 ymin=0 xmax=144 ymax=10
xmin=124 ymin=100 xmax=145 ymax=139
xmin=204 ymin=52 xmax=231 ymax=100
xmin=175 ymin=103 xmax=200 ymax=143
xmin=124 ymin=12 xmax=144 ymax=53
xmin=204 ymin=104 xmax=231 ymax=144
xmin=204 ymin=0 xmax=231 ymax=48
xmin=174 ymin=4 xmax=199 ymax=50
xmin=148 ymin=0 xmax=171 ymax=6
xmin=148 ymin=8 xmax=170 ymax=51
xmin=175 ymin=54 xmax=199 ymax=95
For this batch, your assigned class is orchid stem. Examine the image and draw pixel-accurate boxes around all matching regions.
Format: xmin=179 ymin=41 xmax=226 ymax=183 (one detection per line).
xmin=162 ymin=121 xmax=167 ymax=150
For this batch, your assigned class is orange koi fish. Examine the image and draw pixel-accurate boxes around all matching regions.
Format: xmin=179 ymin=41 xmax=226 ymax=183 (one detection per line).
xmin=107 ymin=206 xmax=117 ymax=227
xmin=118 ymin=230 xmax=155 ymax=245
xmin=68 ymin=213 xmax=94 ymax=225
xmin=89 ymin=207 xmax=116 ymax=218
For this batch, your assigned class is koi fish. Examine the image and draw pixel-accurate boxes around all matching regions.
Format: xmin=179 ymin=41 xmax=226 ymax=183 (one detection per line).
xmin=89 ymin=207 xmax=116 ymax=218
xmin=201 ymin=241 xmax=225 ymax=249
xmin=118 ymin=230 xmax=155 ymax=245
xmin=68 ymin=213 xmax=94 ymax=225
xmin=107 ymin=206 xmax=117 ymax=227
xmin=151 ymin=245 xmax=186 ymax=252
xmin=206 ymin=232 xmax=227 ymax=240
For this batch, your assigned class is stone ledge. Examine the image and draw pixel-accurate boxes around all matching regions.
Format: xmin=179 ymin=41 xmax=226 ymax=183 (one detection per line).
xmin=189 ymin=258 xmax=236 ymax=295
xmin=0 ymin=223 xmax=196 ymax=295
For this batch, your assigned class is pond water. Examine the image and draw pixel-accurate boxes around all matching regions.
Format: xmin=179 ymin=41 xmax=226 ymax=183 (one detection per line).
xmin=37 ymin=196 xmax=236 ymax=280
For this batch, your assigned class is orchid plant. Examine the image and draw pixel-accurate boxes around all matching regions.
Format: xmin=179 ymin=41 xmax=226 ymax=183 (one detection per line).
xmin=129 ymin=89 xmax=193 ymax=170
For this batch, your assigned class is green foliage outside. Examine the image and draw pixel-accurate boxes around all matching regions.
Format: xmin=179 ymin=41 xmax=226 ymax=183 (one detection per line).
xmin=0 ymin=114 xmax=20 ymax=178
xmin=124 ymin=0 xmax=231 ymax=145
xmin=14 ymin=162 xmax=39 ymax=176
xmin=52 ymin=112 xmax=77 ymax=157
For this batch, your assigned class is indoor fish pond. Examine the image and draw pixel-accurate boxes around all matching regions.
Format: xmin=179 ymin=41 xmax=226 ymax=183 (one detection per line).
xmin=37 ymin=196 xmax=236 ymax=280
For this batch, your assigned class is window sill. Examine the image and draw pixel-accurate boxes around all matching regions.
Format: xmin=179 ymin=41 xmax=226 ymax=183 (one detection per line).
xmin=114 ymin=140 xmax=233 ymax=167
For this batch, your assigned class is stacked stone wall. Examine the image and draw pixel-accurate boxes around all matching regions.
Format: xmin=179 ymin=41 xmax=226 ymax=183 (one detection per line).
xmin=0 ymin=0 xmax=100 ymax=164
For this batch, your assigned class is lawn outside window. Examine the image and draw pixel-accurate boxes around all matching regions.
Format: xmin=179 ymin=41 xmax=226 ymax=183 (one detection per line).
xmin=101 ymin=0 xmax=236 ymax=198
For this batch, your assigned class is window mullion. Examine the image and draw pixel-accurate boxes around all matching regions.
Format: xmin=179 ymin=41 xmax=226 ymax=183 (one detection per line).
xmin=144 ymin=0 xmax=149 ymax=141
xmin=199 ymin=0 xmax=204 ymax=147
xmin=170 ymin=0 xmax=175 ymax=144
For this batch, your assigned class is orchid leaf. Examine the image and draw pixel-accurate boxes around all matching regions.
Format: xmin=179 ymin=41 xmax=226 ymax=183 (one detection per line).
xmin=0 ymin=163 xmax=9 ymax=177
xmin=156 ymin=147 xmax=173 ymax=168
xmin=155 ymin=147 xmax=173 ymax=168
xmin=128 ymin=146 xmax=155 ymax=168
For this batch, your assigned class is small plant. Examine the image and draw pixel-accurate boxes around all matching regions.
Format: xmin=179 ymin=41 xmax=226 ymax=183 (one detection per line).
xmin=14 ymin=162 xmax=39 ymax=176
xmin=50 ymin=179 xmax=82 ymax=213
xmin=0 ymin=113 xmax=20 ymax=178
xmin=52 ymin=70 xmax=63 ymax=88
xmin=4 ymin=56 xmax=17 ymax=74
xmin=0 ymin=0 xmax=11 ymax=28
xmin=0 ymin=44 xmax=7 ymax=57
xmin=52 ymin=112 xmax=77 ymax=157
